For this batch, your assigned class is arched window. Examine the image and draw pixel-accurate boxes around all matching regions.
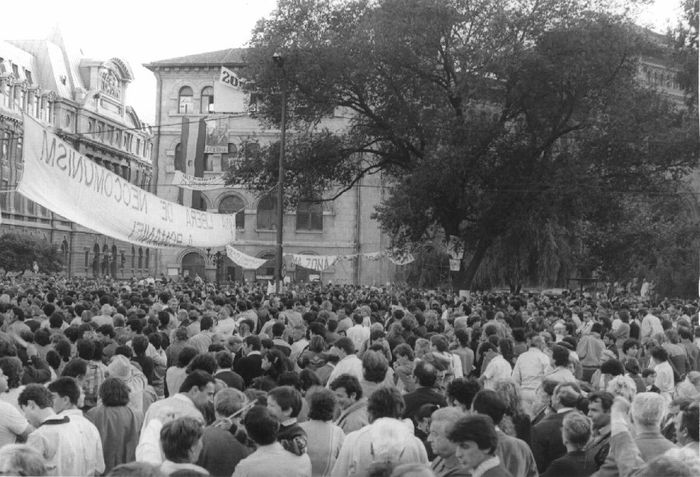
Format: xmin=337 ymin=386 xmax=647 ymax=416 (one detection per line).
xmin=84 ymin=248 xmax=90 ymax=269
xmin=219 ymin=195 xmax=245 ymax=229
xmin=131 ymin=245 xmax=135 ymax=270
xmin=182 ymin=252 xmax=205 ymax=280
xmin=296 ymin=200 xmax=323 ymax=231
xmin=178 ymin=86 xmax=193 ymax=114
xmin=200 ymin=86 xmax=214 ymax=113
xmin=256 ymin=195 xmax=277 ymax=230
xmin=92 ymin=243 xmax=100 ymax=277
xmin=138 ymin=248 xmax=143 ymax=269
xmin=194 ymin=194 xmax=208 ymax=211
xmin=111 ymin=245 xmax=118 ymax=277
xmin=102 ymin=244 xmax=110 ymax=276
xmin=222 ymin=143 xmax=238 ymax=169
xmin=174 ymin=143 xmax=184 ymax=171
xmin=145 ymin=249 xmax=150 ymax=269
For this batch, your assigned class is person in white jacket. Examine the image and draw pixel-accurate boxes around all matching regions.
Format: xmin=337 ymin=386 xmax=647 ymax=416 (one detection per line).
xmin=331 ymin=386 xmax=428 ymax=477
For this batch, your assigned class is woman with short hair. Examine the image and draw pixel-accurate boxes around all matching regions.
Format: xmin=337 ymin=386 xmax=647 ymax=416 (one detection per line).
xmin=86 ymin=377 xmax=143 ymax=474
xmin=300 ymin=388 xmax=345 ymax=477
xmin=159 ymin=416 xmax=208 ymax=476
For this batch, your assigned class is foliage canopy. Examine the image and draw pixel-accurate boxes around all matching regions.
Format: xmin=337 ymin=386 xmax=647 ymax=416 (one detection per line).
xmin=231 ymin=0 xmax=700 ymax=290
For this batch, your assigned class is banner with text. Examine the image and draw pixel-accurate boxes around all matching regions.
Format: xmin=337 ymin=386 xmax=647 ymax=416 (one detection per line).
xmin=290 ymin=254 xmax=338 ymax=272
xmin=214 ymin=66 xmax=248 ymax=113
xmin=226 ymin=245 xmax=268 ymax=270
xmin=172 ymin=171 xmax=227 ymax=191
xmin=18 ymin=115 xmax=236 ymax=249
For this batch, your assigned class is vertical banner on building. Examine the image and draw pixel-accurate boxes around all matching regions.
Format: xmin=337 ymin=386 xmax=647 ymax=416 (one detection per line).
xmin=17 ymin=114 xmax=236 ymax=248
xmin=204 ymin=117 xmax=229 ymax=154
xmin=213 ymin=66 xmax=248 ymax=113
xmin=192 ymin=118 xmax=208 ymax=210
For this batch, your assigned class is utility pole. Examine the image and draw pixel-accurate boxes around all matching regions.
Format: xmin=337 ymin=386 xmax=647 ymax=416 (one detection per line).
xmin=273 ymin=53 xmax=287 ymax=294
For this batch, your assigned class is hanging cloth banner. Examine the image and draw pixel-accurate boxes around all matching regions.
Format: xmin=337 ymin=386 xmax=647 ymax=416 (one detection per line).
xmin=386 ymin=249 xmax=415 ymax=266
xmin=290 ymin=254 xmax=338 ymax=272
xmin=225 ymin=245 xmax=267 ymax=270
xmin=18 ymin=114 xmax=236 ymax=249
xmin=172 ymin=170 xmax=227 ymax=191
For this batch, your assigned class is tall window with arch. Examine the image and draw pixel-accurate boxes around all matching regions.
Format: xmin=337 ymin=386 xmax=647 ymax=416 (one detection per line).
xmin=178 ymin=86 xmax=193 ymax=114
xmin=219 ymin=195 xmax=245 ymax=230
xmin=92 ymin=243 xmax=100 ymax=277
xmin=138 ymin=248 xmax=143 ymax=269
xmin=296 ymin=199 xmax=323 ymax=231
xmin=256 ymin=195 xmax=277 ymax=230
xmin=131 ymin=245 xmax=135 ymax=271
xmin=111 ymin=245 xmax=118 ymax=278
xmin=200 ymin=86 xmax=214 ymax=113
xmin=61 ymin=238 xmax=69 ymax=269
xmin=145 ymin=249 xmax=150 ymax=269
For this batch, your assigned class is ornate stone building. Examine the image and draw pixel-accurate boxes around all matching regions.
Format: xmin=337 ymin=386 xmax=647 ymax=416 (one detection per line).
xmin=145 ymin=49 xmax=398 ymax=284
xmin=0 ymin=30 xmax=155 ymax=277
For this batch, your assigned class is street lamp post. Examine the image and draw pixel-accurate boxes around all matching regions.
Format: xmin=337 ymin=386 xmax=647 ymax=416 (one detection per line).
xmin=273 ymin=53 xmax=287 ymax=294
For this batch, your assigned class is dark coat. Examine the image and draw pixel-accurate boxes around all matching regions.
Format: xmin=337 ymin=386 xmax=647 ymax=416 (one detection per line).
xmin=541 ymin=450 xmax=598 ymax=477
xmin=234 ymin=353 xmax=263 ymax=386
xmin=531 ymin=410 xmax=572 ymax=473
xmin=402 ymin=386 xmax=447 ymax=420
xmin=197 ymin=425 xmax=249 ymax=477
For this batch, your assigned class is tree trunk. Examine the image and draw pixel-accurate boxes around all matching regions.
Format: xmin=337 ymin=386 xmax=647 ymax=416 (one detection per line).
xmin=453 ymin=237 xmax=492 ymax=290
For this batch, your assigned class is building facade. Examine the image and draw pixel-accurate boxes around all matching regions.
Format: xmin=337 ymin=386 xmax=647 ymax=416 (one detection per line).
xmin=0 ymin=30 xmax=156 ymax=277
xmin=145 ymin=49 xmax=398 ymax=285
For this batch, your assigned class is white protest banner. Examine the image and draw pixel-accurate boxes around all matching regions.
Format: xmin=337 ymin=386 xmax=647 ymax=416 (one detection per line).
xmin=214 ymin=66 xmax=248 ymax=113
xmin=18 ymin=114 xmax=236 ymax=249
xmin=226 ymin=245 xmax=267 ymax=270
xmin=219 ymin=66 xmax=243 ymax=89
xmin=290 ymin=254 xmax=338 ymax=272
xmin=386 ymin=248 xmax=415 ymax=266
xmin=172 ymin=171 xmax=227 ymax=191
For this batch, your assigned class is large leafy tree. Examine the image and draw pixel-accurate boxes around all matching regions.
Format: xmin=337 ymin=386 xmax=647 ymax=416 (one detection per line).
xmin=231 ymin=0 xmax=699 ymax=288
xmin=0 ymin=233 xmax=64 ymax=274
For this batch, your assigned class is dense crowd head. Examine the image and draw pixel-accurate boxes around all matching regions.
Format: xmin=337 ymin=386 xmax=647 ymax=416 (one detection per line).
xmin=0 ymin=275 xmax=697 ymax=476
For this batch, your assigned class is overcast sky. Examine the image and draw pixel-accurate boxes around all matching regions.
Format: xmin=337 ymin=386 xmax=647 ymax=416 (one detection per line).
xmin=2 ymin=0 xmax=684 ymax=124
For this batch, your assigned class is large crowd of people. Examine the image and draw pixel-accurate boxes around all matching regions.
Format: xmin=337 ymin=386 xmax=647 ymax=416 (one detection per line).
xmin=0 ymin=274 xmax=698 ymax=477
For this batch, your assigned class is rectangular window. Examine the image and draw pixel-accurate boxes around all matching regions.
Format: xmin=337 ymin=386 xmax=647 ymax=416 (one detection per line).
xmin=1 ymin=84 xmax=9 ymax=108
xmin=24 ymin=69 xmax=32 ymax=84
xmin=204 ymin=154 xmax=214 ymax=171
xmin=0 ymin=180 xmax=8 ymax=211
xmin=13 ymin=192 xmax=24 ymax=215
xmin=179 ymin=96 xmax=193 ymax=114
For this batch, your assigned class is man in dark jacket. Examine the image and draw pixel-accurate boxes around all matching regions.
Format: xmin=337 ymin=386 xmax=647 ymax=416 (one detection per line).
xmin=542 ymin=411 xmax=597 ymax=477
xmin=402 ymin=360 xmax=447 ymax=420
xmin=197 ymin=388 xmax=249 ymax=477
xmin=531 ymin=382 xmax=582 ymax=473
xmin=234 ymin=336 xmax=263 ymax=386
